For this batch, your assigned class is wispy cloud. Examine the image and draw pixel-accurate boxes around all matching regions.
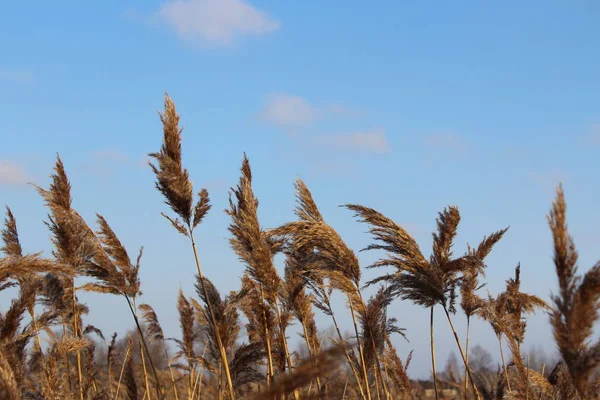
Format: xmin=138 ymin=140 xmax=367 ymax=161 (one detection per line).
xmin=314 ymin=130 xmax=390 ymax=155
xmin=426 ymin=133 xmax=469 ymax=153
xmin=258 ymin=93 xmax=316 ymax=128
xmin=155 ymin=0 xmax=279 ymax=46
xmin=0 ymin=68 xmax=34 ymax=84
xmin=0 ymin=161 xmax=31 ymax=187
xmin=258 ymin=92 xmax=360 ymax=132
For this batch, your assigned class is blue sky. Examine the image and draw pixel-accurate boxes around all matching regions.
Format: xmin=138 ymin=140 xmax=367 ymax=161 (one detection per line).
xmin=1 ymin=0 xmax=599 ymax=378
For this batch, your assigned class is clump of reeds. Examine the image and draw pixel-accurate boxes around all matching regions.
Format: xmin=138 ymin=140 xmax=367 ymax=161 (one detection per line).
xmin=547 ymin=184 xmax=600 ymax=399
xmin=1 ymin=94 xmax=599 ymax=400
xmin=149 ymin=93 xmax=235 ymax=399
xmin=343 ymin=203 xmax=507 ymax=399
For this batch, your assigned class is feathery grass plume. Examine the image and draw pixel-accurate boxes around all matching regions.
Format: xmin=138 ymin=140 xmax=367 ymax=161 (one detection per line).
xmin=0 ymin=213 xmax=50 ymax=366
xmin=107 ymin=333 xmax=118 ymax=396
xmin=0 ymin=255 xmax=73 ymax=285
xmin=148 ymin=95 xmax=194 ymax=233
xmin=227 ymin=154 xmax=298 ymax=392
xmin=383 ymin=341 xmax=411 ymax=400
xmin=73 ymin=213 xmax=163 ymax=397
xmin=0 ymin=271 xmax=56 ymax=395
xmin=193 ymin=276 xmax=266 ymax=397
xmin=282 ymin=249 xmax=324 ymax=394
xmin=359 ymin=286 xmax=407 ymax=385
xmin=503 ymin=333 xmax=540 ymax=399
xmin=497 ymin=264 xmax=549 ymax=349
xmin=138 ymin=304 xmax=180 ymax=400
xmin=239 ymin=273 xmax=274 ymax=346
xmin=229 ymin=342 xmax=265 ymax=395
xmin=460 ymin=269 xmax=486 ymax=322
xmin=172 ymin=290 xmax=196 ymax=376
xmin=460 ymin=228 xmax=507 ymax=397
xmin=548 ymin=184 xmax=600 ymax=398
xmin=0 ymin=345 xmax=19 ymax=400
xmin=149 ymin=93 xmax=234 ymax=399
xmin=194 ymin=276 xmax=246 ymax=366
xmin=90 ymin=215 xmax=141 ymax=297
xmin=251 ymin=344 xmax=348 ymax=400
xmin=34 ymin=154 xmax=99 ymax=400
xmin=38 ymin=336 xmax=91 ymax=400
xmin=239 ymin=273 xmax=279 ymax=390
xmin=123 ymin=339 xmax=139 ymax=400
xmin=460 ymin=268 xmax=486 ymax=397
xmin=82 ymin=325 xmax=105 ymax=342
xmin=547 ymin=361 xmax=578 ymax=399
xmin=477 ymin=266 xmax=548 ymax=397
xmin=35 ymin=155 xmax=95 ymax=275
xmin=470 ymin=368 xmax=505 ymax=400
xmin=1 ymin=207 xmax=22 ymax=258
xmin=226 ymin=154 xmax=281 ymax=302
xmin=344 ymin=204 xmax=506 ymax=399
xmin=282 ymin=250 xmax=321 ymax=356
xmin=268 ymin=179 xmax=374 ymax=399
xmin=115 ymin=335 xmax=135 ymax=400
xmin=138 ymin=304 xmax=164 ymax=344
xmin=478 ymin=293 xmax=512 ymax=393
xmin=82 ymin=341 xmax=97 ymax=395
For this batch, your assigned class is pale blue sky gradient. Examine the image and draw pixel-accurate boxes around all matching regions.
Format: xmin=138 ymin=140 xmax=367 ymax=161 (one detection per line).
xmin=1 ymin=0 xmax=599 ymax=378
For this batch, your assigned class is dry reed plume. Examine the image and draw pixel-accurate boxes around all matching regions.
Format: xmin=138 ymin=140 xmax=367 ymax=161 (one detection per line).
xmin=0 ymin=95 xmax=597 ymax=400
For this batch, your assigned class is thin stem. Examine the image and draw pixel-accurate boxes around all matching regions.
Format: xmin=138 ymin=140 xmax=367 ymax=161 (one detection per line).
xmin=165 ymin=348 xmax=179 ymax=400
xmin=30 ymin=311 xmax=45 ymax=363
xmin=342 ymin=378 xmax=348 ymax=400
xmin=189 ymin=230 xmax=236 ymax=400
xmin=526 ymin=354 xmax=530 ymax=400
xmin=538 ymin=364 xmax=545 ymax=400
xmin=108 ymin=343 xmax=113 ymax=397
xmin=114 ymin=342 xmax=132 ymax=400
xmin=71 ymin=284 xmax=84 ymax=400
xmin=275 ymin=298 xmax=300 ymax=400
xmin=218 ymin=362 xmax=223 ymax=400
xmin=442 ymin=305 xmax=481 ymax=400
xmin=464 ymin=316 xmax=470 ymax=399
xmin=139 ymin=340 xmax=152 ymax=400
xmin=329 ymin=305 xmax=366 ymax=400
xmin=350 ymin=302 xmax=372 ymax=400
xmin=301 ymin=320 xmax=323 ymax=398
xmin=125 ymin=295 xmax=163 ymax=397
xmin=498 ymin=334 xmax=512 ymax=393
xmin=62 ymin=323 xmax=74 ymax=393
xmin=259 ymin=283 xmax=275 ymax=388
xmin=357 ymin=290 xmax=391 ymax=400
xmin=430 ymin=307 xmax=439 ymax=400
xmin=133 ymin=296 xmax=152 ymax=400
xmin=192 ymin=344 xmax=207 ymax=400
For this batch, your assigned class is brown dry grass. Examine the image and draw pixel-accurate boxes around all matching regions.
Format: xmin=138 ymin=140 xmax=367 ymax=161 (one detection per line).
xmin=0 ymin=94 xmax=598 ymax=400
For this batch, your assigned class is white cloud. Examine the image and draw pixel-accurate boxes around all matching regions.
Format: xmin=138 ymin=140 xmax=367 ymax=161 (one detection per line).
xmin=258 ymin=93 xmax=361 ymax=131
xmin=0 ymin=161 xmax=30 ymax=187
xmin=258 ymin=93 xmax=316 ymax=128
xmin=156 ymin=0 xmax=279 ymax=46
xmin=426 ymin=133 xmax=469 ymax=153
xmin=315 ymin=130 xmax=390 ymax=155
